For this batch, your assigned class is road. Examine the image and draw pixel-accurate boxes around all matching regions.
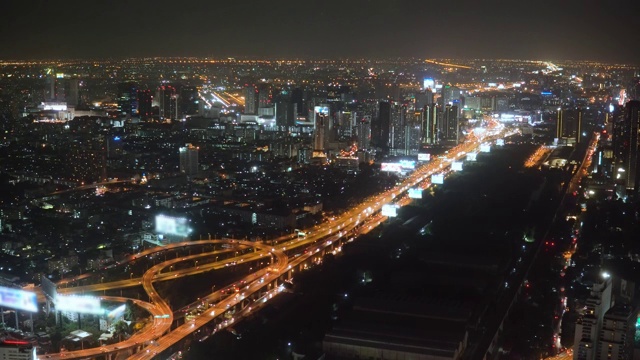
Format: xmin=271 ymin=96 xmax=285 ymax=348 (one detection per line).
xmin=39 ymin=121 xmax=512 ymax=360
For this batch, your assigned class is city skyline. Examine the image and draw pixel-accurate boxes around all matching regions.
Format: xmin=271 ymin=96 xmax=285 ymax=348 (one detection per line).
xmin=1 ymin=0 xmax=640 ymax=63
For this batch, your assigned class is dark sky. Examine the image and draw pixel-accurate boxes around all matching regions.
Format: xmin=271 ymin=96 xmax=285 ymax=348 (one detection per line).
xmin=1 ymin=0 xmax=638 ymax=63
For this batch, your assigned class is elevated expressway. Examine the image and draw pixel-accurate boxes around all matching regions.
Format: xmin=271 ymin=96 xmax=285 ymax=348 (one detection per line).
xmin=39 ymin=123 xmax=511 ymax=360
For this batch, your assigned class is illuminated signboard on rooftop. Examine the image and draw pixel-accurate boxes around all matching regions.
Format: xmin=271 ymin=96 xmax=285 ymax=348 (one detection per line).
xmin=155 ymin=214 xmax=192 ymax=237
xmin=56 ymin=295 xmax=103 ymax=315
xmin=0 ymin=286 xmax=38 ymax=313
xmin=431 ymin=174 xmax=444 ymax=184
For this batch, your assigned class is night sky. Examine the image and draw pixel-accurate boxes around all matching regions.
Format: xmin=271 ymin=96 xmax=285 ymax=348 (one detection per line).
xmin=1 ymin=0 xmax=639 ymax=62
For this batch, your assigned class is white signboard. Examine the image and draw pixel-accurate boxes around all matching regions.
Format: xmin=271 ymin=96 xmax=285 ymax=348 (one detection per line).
xmin=451 ymin=162 xmax=463 ymax=171
xmin=155 ymin=215 xmax=192 ymax=237
xmin=381 ymin=204 xmax=399 ymax=217
xmin=480 ymin=144 xmax=491 ymax=153
xmin=56 ymin=295 xmax=103 ymax=315
xmin=466 ymin=152 xmax=477 ymax=162
xmin=431 ymin=174 xmax=444 ymax=184
xmin=418 ymin=153 xmax=431 ymax=161
xmin=408 ymin=188 xmax=423 ymax=199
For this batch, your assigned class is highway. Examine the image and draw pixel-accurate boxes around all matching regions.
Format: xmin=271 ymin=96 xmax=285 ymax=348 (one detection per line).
xmin=39 ymin=121 xmax=512 ymax=360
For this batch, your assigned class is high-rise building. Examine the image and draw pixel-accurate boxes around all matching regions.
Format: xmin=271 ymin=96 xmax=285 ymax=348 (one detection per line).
xmin=441 ymin=84 xmax=462 ymax=107
xmin=313 ymin=105 xmax=329 ymax=152
xmin=373 ymin=101 xmax=391 ymax=151
xmin=596 ymin=304 xmax=636 ymax=360
xmin=157 ymin=85 xmax=177 ymax=121
xmin=137 ymin=89 xmax=153 ymax=119
xmin=574 ymin=277 xmax=613 ymax=360
xmin=179 ymin=144 xmax=199 ymax=175
xmin=439 ymin=104 xmax=459 ymax=144
xmin=415 ymin=89 xmax=434 ymax=110
xmin=622 ymin=101 xmax=640 ymax=193
xmin=357 ymin=116 xmax=371 ymax=150
xmin=291 ymin=87 xmax=305 ymax=116
xmin=179 ymin=86 xmax=199 ymax=117
xmin=422 ymin=104 xmax=439 ymax=145
xmin=557 ymin=107 xmax=584 ymax=144
xmin=243 ymin=85 xmax=257 ymax=114
xmin=117 ymin=82 xmax=139 ymax=116
xmin=257 ymin=83 xmax=272 ymax=108
xmin=67 ymin=78 xmax=79 ymax=106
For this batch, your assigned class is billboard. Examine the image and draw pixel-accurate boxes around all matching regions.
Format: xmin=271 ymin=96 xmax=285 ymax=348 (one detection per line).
xmin=408 ymin=188 xmax=423 ymax=199
xmin=418 ymin=153 xmax=431 ymax=161
xmin=381 ymin=163 xmax=402 ymax=173
xmin=56 ymin=295 xmax=103 ymax=315
xmin=41 ymin=275 xmax=58 ymax=301
xmin=480 ymin=144 xmax=491 ymax=153
xmin=451 ymin=161 xmax=463 ymax=171
xmin=431 ymin=174 xmax=444 ymax=184
xmin=466 ymin=152 xmax=477 ymax=162
xmin=381 ymin=204 xmax=399 ymax=217
xmin=399 ymin=160 xmax=416 ymax=169
xmin=423 ymin=78 xmax=435 ymax=90
xmin=0 ymin=286 xmax=38 ymax=313
xmin=155 ymin=215 xmax=192 ymax=237
xmin=496 ymin=139 xmax=505 ymax=146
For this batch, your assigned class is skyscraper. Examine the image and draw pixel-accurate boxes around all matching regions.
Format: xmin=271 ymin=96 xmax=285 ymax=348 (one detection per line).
xmin=157 ymin=85 xmax=177 ymax=121
xmin=557 ymin=107 xmax=584 ymax=144
xmin=179 ymin=144 xmax=199 ymax=175
xmin=117 ymin=82 xmax=139 ymax=116
xmin=179 ymin=86 xmax=199 ymax=117
xmin=137 ymin=89 xmax=153 ymax=120
xmin=243 ymin=85 xmax=257 ymax=114
xmin=257 ymin=83 xmax=272 ymax=108
xmin=313 ymin=105 xmax=329 ymax=153
xmin=373 ymin=101 xmax=391 ymax=151
xmin=422 ymin=104 xmax=439 ymax=145
xmin=573 ymin=277 xmax=613 ymax=360
xmin=622 ymin=101 xmax=640 ymax=192
xmin=357 ymin=116 xmax=371 ymax=150
xmin=596 ymin=304 xmax=636 ymax=360
xmin=440 ymin=104 xmax=459 ymax=144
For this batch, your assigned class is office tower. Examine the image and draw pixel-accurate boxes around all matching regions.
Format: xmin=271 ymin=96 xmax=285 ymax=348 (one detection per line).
xmin=422 ymin=104 xmax=439 ymax=145
xmin=373 ymin=101 xmax=391 ymax=150
xmin=257 ymin=83 xmax=272 ymax=108
xmin=357 ymin=116 xmax=371 ymax=149
xmin=117 ymin=82 xmax=139 ymax=116
xmin=179 ymin=144 xmax=199 ymax=175
xmin=596 ymin=304 xmax=636 ymax=360
xmin=67 ymin=78 xmax=79 ymax=106
xmin=622 ymin=101 xmax=640 ymax=192
xmin=313 ymin=105 xmax=329 ymax=152
xmin=574 ymin=277 xmax=612 ymax=360
xmin=243 ymin=85 xmax=257 ymax=114
xmin=291 ymin=87 xmax=305 ymax=116
xmin=557 ymin=108 xmax=584 ymax=144
xmin=157 ymin=85 xmax=177 ymax=120
xmin=404 ymin=111 xmax=423 ymax=155
xmin=391 ymin=104 xmax=405 ymax=154
xmin=54 ymin=74 xmax=66 ymax=102
xmin=415 ymin=89 xmax=434 ymax=110
xmin=179 ymin=86 xmax=199 ymax=117
xmin=441 ymin=84 xmax=461 ymax=107
xmin=137 ymin=89 xmax=153 ymax=119
xmin=628 ymin=77 xmax=640 ymax=101
xmin=44 ymin=73 xmax=55 ymax=101
xmin=439 ymin=104 xmax=459 ymax=143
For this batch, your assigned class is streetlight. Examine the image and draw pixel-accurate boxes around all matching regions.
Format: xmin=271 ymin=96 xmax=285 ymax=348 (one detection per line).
xmin=130 ymin=272 xmax=134 ymax=279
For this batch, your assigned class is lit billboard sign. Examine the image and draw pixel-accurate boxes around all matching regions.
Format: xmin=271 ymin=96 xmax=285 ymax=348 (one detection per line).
xmin=155 ymin=215 xmax=192 ymax=237
xmin=381 ymin=163 xmax=402 ymax=173
xmin=431 ymin=174 xmax=444 ymax=184
xmin=418 ymin=153 xmax=431 ymax=161
xmin=480 ymin=144 xmax=491 ymax=153
xmin=496 ymin=139 xmax=505 ymax=146
xmin=107 ymin=304 xmax=126 ymax=319
xmin=399 ymin=160 xmax=416 ymax=169
xmin=466 ymin=152 xmax=477 ymax=162
xmin=0 ymin=286 xmax=38 ymax=313
xmin=381 ymin=204 xmax=399 ymax=217
xmin=408 ymin=188 xmax=423 ymax=199
xmin=451 ymin=162 xmax=463 ymax=171
xmin=314 ymin=106 xmax=329 ymax=116
xmin=423 ymin=78 xmax=435 ymax=90
xmin=56 ymin=295 xmax=103 ymax=315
